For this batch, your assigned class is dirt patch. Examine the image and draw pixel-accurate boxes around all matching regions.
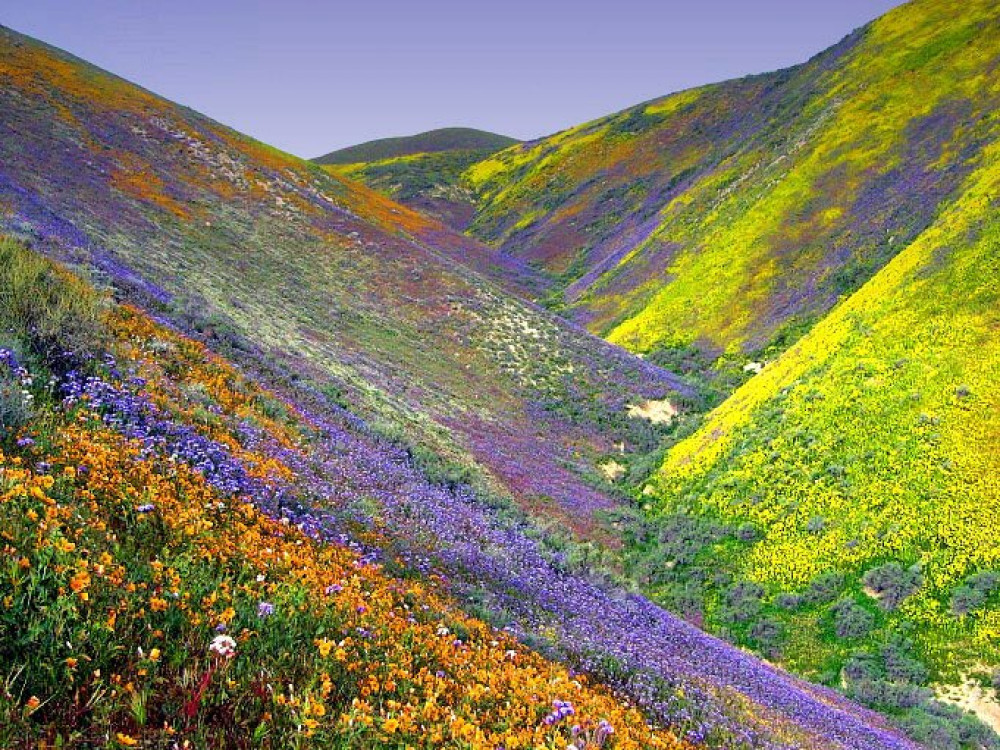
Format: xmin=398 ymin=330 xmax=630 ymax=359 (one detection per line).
xmin=600 ymin=459 xmax=627 ymax=482
xmin=936 ymin=676 xmax=1000 ymax=735
xmin=627 ymin=398 xmax=677 ymax=425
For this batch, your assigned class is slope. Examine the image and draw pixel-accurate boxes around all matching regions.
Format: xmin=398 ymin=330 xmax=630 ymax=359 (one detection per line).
xmin=318 ymin=129 xmax=520 ymax=230
xmin=0 ymin=236 xmax=923 ymax=749
xmin=314 ymin=126 xmax=518 ymax=165
xmin=0 ymin=23 xmax=672 ymax=541
xmin=457 ymin=0 xmax=1000 ymax=371
xmin=633 ymin=103 xmax=1000 ymax=746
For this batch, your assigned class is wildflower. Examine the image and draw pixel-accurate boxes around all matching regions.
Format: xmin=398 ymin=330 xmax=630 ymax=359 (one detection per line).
xmin=149 ymin=648 xmax=161 ymax=662
xmin=136 ymin=503 xmax=155 ymax=513
xmin=115 ymin=733 xmax=139 ymax=747
xmin=25 ymin=695 xmax=40 ymax=713
xmin=208 ymin=634 xmax=237 ymax=659
xmin=316 ymin=638 xmax=334 ymax=657
xmin=384 ymin=717 xmax=400 ymax=733
xmin=257 ymin=601 xmax=275 ymax=618
xmin=325 ymin=583 xmax=342 ymax=595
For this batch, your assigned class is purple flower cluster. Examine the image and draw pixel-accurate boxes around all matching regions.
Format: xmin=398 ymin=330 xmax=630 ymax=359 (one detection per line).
xmin=543 ymin=699 xmax=575 ymax=726
xmin=55 ymin=362 xmax=915 ymax=749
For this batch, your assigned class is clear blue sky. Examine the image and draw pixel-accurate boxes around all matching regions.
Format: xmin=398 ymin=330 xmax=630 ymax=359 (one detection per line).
xmin=3 ymin=0 xmax=903 ymax=158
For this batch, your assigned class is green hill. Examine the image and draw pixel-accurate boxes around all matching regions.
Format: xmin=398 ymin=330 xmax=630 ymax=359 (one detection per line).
xmin=317 ymin=129 xmax=520 ymax=229
xmin=633 ymin=124 xmax=1000 ymax=744
xmin=313 ymin=127 xmax=518 ymax=165
xmin=451 ymin=0 xmax=1000 ymax=380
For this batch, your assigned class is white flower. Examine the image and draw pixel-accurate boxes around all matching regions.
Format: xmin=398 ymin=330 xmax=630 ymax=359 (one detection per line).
xmin=208 ymin=634 xmax=237 ymax=659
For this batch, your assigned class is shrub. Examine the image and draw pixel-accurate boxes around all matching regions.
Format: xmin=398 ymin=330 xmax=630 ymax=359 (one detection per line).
xmin=736 ymin=522 xmax=760 ymax=542
xmin=862 ymin=562 xmax=923 ymax=610
xmin=804 ymin=571 xmax=846 ymax=605
xmin=724 ymin=581 xmax=765 ymax=623
xmin=748 ymin=618 xmax=784 ymax=652
xmin=775 ymin=592 xmax=804 ymax=609
xmin=831 ymin=598 xmax=875 ymax=639
xmin=950 ymin=570 xmax=1000 ymax=615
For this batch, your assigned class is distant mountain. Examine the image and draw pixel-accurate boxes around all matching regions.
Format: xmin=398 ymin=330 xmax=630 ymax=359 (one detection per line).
xmin=316 ymin=128 xmax=519 ymax=229
xmin=313 ymin=126 xmax=518 ymax=165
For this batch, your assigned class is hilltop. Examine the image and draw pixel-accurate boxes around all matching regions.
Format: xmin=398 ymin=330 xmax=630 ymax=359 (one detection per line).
xmin=317 ymin=129 xmax=519 ymax=229
xmin=313 ymin=127 xmax=518 ymax=165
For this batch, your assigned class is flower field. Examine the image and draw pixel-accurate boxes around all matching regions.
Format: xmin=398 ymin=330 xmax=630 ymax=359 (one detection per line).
xmin=2 ymin=0 xmax=999 ymax=744
xmin=637 ymin=110 xmax=1000 ymax=747
xmin=0 ymin=237 xmax=918 ymax=747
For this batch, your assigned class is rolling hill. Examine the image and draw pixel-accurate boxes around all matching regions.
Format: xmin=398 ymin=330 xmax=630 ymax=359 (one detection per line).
xmin=634 ymin=117 xmax=1000 ymax=746
xmin=317 ymin=129 xmax=520 ymax=229
xmin=0 ymin=23 xmax=669 ymax=542
xmin=348 ymin=0 xmax=1000 ymax=379
xmin=328 ymin=0 xmax=1000 ymax=743
xmin=313 ymin=126 xmax=518 ymax=165
xmin=2 ymin=0 xmax=999 ymax=745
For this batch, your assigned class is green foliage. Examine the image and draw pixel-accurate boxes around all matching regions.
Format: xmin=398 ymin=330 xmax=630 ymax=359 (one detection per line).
xmin=0 ymin=237 xmax=104 ymax=368
xmin=0 ymin=375 xmax=32 ymax=439
xmin=314 ymin=127 xmax=517 ymax=165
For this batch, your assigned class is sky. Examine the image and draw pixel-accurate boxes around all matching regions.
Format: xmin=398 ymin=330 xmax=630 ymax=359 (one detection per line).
xmin=2 ymin=0 xmax=903 ymax=158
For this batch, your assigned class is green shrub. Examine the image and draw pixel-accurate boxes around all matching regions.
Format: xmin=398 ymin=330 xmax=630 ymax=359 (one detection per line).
xmin=0 ymin=237 xmax=105 ymax=368
xmin=862 ymin=562 xmax=923 ymax=610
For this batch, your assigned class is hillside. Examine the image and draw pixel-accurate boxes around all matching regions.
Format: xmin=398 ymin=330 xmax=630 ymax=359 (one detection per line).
xmin=313 ymin=127 xmax=518 ymax=165
xmin=0 ymin=237 xmax=683 ymax=749
xmin=0 ymin=23 xmax=662 ymax=543
xmin=318 ymin=129 xmax=520 ymax=229
xmin=0 ymin=25 xmax=932 ymax=750
xmin=0 ymin=241 xmax=919 ymax=749
xmin=439 ymin=0 xmax=1000 ymax=376
xmin=632 ymin=50 xmax=1000 ymax=750
xmin=2 ymin=0 xmax=998 ymax=745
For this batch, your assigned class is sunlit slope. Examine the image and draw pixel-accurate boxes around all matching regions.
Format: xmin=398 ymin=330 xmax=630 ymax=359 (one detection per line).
xmin=0 ymin=24 xmax=681 ymax=536
xmin=464 ymin=0 xmax=1000 ymax=362
xmin=316 ymin=129 xmax=520 ymax=230
xmin=314 ymin=127 xmax=517 ymax=165
xmin=642 ymin=130 xmax=1000 ymax=723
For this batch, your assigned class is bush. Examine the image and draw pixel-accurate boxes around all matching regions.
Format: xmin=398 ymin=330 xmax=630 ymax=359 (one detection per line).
xmin=831 ymin=598 xmax=875 ymax=639
xmin=736 ymin=522 xmax=760 ymax=542
xmin=0 ymin=237 xmax=104 ymax=368
xmin=748 ymin=618 xmax=784 ymax=652
xmin=804 ymin=571 xmax=846 ymax=605
xmin=950 ymin=570 xmax=1000 ymax=615
xmin=879 ymin=635 xmax=928 ymax=685
xmin=862 ymin=562 xmax=923 ymax=610
xmin=724 ymin=581 xmax=765 ymax=623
